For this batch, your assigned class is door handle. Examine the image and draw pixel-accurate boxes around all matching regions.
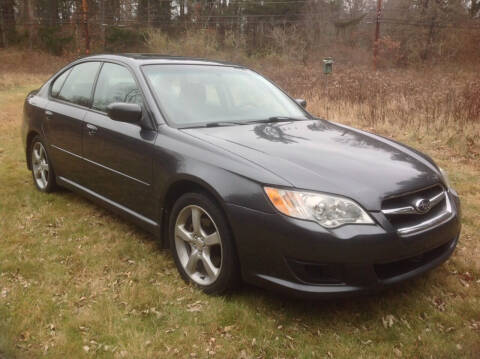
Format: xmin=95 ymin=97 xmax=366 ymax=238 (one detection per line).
xmin=86 ymin=123 xmax=98 ymax=135
xmin=45 ymin=110 xmax=53 ymax=120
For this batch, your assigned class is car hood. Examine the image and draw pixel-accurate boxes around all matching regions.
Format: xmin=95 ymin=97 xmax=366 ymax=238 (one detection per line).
xmin=182 ymin=120 xmax=442 ymax=211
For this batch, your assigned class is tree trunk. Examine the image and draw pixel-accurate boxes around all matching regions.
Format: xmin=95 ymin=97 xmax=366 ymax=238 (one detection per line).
xmin=246 ymin=20 xmax=257 ymax=56
xmin=155 ymin=0 xmax=172 ymax=31
xmin=469 ymin=0 xmax=480 ymax=18
xmin=217 ymin=18 xmax=225 ymax=48
xmin=100 ymin=0 xmax=106 ymax=49
xmin=137 ymin=0 xmax=149 ymax=25
xmin=216 ymin=1 xmax=225 ymax=48
xmin=81 ymin=0 xmax=90 ymax=54
xmin=0 ymin=0 xmax=16 ymax=46
xmin=0 ymin=10 xmax=4 ymax=48
xmin=422 ymin=14 xmax=436 ymax=61
xmin=48 ymin=0 xmax=59 ymax=26
xmin=180 ymin=0 xmax=185 ymax=18
xmin=24 ymin=0 xmax=35 ymax=49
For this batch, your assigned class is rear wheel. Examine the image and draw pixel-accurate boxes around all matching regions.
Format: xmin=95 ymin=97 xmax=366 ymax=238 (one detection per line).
xmin=30 ymin=136 xmax=56 ymax=192
xmin=169 ymin=192 xmax=239 ymax=294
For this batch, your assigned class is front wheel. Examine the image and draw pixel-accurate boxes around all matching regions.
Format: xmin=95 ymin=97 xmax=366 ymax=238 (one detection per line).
xmin=30 ymin=136 xmax=56 ymax=192
xmin=169 ymin=192 xmax=239 ymax=294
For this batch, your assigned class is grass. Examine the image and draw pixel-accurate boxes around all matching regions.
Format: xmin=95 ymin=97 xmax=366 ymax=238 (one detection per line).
xmin=0 ymin=63 xmax=479 ymax=358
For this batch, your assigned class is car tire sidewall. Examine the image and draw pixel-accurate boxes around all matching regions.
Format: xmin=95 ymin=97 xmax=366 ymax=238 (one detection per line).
xmin=30 ymin=136 xmax=56 ymax=193
xmin=169 ymin=192 xmax=239 ymax=295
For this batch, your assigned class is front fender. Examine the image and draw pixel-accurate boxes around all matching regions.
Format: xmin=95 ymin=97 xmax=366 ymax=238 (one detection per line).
xmin=152 ymin=127 xmax=287 ymax=213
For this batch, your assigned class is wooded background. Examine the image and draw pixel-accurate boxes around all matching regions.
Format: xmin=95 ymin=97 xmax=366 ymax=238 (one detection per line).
xmin=0 ymin=0 xmax=479 ymax=66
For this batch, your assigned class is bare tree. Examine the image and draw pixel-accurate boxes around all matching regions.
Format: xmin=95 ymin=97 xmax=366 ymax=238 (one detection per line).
xmin=468 ymin=0 xmax=480 ymax=17
xmin=0 ymin=0 xmax=16 ymax=47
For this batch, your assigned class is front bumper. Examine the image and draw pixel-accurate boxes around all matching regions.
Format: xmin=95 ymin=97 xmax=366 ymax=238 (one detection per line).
xmin=226 ymin=191 xmax=461 ymax=298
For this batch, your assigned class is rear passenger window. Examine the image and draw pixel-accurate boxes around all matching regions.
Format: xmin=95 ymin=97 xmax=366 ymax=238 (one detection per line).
xmin=51 ymin=69 xmax=71 ymax=97
xmin=58 ymin=62 xmax=101 ymax=107
xmin=92 ymin=63 xmax=142 ymax=112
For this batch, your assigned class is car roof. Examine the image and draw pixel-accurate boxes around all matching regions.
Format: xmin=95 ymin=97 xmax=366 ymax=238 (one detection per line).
xmin=80 ymin=53 xmax=244 ymax=68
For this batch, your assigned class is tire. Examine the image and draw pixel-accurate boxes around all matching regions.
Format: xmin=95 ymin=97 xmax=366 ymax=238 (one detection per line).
xmin=30 ymin=136 xmax=57 ymax=193
xmin=169 ymin=192 xmax=240 ymax=294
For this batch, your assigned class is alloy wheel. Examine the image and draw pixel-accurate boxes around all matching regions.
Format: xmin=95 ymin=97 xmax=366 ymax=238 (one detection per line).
xmin=174 ymin=205 xmax=223 ymax=286
xmin=32 ymin=142 xmax=50 ymax=190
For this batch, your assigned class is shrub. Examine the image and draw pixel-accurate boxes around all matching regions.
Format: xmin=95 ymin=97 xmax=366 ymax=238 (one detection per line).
xmin=38 ymin=26 xmax=72 ymax=56
xmin=105 ymin=26 xmax=147 ymax=52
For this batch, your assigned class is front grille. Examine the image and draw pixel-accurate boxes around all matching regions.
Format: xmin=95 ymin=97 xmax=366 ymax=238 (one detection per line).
xmin=382 ymin=184 xmax=452 ymax=237
xmin=374 ymin=239 xmax=452 ymax=280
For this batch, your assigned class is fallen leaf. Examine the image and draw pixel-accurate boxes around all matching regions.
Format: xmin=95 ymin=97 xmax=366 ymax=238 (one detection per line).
xmin=187 ymin=301 xmax=203 ymax=312
xmin=382 ymin=314 xmax=396 ymax=328
xmin=223 ymin=325 xmax=235 ymax=333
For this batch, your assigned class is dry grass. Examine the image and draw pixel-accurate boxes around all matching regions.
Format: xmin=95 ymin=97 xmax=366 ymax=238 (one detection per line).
xmin=0 ymin=49 xmax=71 ymax=75
xmin=260 ymin=65 xmax=480 ymax=157
xmin=0 ymin=49 xmax=479 ymax=358
xmin=0 ymin=49 xmax=74 ymax=92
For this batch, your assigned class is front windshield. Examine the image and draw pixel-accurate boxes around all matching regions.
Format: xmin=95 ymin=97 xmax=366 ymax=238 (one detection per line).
xmin=142 ymin=65 xmax=308 ymax=127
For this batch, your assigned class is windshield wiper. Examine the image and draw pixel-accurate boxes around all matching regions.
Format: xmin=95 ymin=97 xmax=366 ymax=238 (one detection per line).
xmin=182 ymin=117 xmax=306 ymax=129
xmin=181 ymin=121 xmax=244 ymax=129
xmin=244 ymin=116 xmax=307 ymax=124
xmin=205 ymin=121 xmax=245 ymax=127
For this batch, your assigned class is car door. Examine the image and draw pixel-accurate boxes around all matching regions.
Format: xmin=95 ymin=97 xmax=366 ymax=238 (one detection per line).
xmin=81 ymin=62 xmax=158 ymax=220
xmin=44 ymin=61 xmax=101 ymax=183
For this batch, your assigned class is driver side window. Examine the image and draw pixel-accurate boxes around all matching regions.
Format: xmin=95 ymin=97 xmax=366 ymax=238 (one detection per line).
xmin=92 ymin=63 xmax=143 ymax=112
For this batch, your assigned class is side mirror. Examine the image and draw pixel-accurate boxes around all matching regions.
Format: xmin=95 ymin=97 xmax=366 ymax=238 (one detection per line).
xmin=295 ymin=98 xmax=307 ymax=108
xmin=107 ymin=102 xmax=142 ymax=124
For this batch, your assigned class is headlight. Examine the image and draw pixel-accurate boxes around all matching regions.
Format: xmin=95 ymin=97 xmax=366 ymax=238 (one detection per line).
xmin=264 ymin=187 xmax=374 ymax=228
xmin=439 ymin=167 xmax=451 ymax=188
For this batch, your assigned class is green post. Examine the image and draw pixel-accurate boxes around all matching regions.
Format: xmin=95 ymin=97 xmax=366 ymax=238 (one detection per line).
xmin=323 ymin=57 xmax=334 ymax=75
xmin=323 ymin=57 xmax=334 ymax=117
